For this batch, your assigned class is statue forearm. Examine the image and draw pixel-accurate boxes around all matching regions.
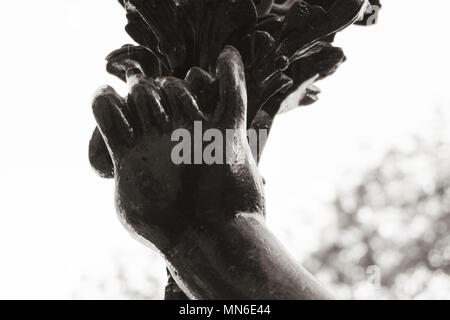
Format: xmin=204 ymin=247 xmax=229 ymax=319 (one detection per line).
xmin=165 ymin=214 xmax=332 ymax=300
xmin=90 ymin=0 xmax=381 ymax=299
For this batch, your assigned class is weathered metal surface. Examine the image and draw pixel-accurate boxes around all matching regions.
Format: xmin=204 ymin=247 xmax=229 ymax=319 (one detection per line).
xmin=90 ymin=0 xmax=381 ymax=300
xmin=90 ymin=0 xmax=374 ymax=178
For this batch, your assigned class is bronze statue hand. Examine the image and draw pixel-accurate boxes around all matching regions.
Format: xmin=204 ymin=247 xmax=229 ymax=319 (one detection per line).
xmin=93 ymin=46 xmax=332 ymax=300
xmin=92 ymin=46 xmax=264 ymax=254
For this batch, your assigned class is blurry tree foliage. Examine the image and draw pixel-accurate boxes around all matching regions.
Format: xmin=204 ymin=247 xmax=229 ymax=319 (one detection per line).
xmin=305 ymin=117 xmax=450 ymax=299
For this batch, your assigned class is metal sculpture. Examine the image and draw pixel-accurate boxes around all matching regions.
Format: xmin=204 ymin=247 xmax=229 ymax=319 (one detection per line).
xmin=90 ymin=0 xmax=381 ymax=299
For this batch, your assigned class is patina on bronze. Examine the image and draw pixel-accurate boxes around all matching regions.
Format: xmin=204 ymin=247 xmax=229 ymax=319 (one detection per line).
xmin=90 ymin=0 xmax=380 ymax=300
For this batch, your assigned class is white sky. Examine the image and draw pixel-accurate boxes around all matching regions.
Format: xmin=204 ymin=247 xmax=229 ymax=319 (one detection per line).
xmin=0 ymin=0 xmax=449 ymax=299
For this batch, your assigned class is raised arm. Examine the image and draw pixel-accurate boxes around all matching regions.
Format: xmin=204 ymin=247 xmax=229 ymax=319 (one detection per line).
xmin=92 ymin=46 xmax=331 ymax=299
xmin=167 ymin=214 xmax=331 ymax=299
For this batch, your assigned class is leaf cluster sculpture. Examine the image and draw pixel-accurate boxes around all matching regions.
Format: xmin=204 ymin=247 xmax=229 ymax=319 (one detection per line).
xmin=90 ymin=0 xmax=381 ymax=177
xmin=89 ymin=0 xmax=381 ymax=299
